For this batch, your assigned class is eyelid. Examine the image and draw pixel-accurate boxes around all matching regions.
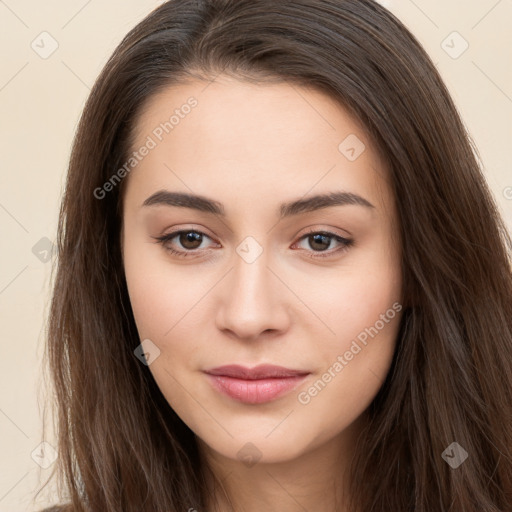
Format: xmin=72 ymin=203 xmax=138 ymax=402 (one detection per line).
xmin=296 ymin=225 xmax=352 ymax=240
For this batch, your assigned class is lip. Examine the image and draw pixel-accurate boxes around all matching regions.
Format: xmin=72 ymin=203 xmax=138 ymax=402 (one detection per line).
xmin=205 ymin=364 xmax=309 ymax=379
xmin=204 ymin=364 xmax=310 ymax=404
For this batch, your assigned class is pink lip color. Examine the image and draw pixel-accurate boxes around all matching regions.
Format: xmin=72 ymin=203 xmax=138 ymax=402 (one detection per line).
xmin=204 ymin=364 xmax=310 ymax=404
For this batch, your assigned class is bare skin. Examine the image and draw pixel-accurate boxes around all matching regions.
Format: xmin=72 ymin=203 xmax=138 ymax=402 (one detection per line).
xmin=121 ymin=74 xmax=403 ymax=511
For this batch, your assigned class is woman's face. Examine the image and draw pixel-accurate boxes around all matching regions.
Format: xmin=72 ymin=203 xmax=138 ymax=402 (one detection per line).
xmin=121 ymin=75 xmax=403 ymax=465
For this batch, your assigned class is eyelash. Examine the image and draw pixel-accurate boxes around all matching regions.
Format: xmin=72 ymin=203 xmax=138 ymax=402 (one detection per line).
xmin=152 ymin=228 xmax=354 ymax=260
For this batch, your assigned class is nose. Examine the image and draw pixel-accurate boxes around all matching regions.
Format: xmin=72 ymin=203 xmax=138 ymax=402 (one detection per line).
xmin=215 ymin=246 xmax=291 ymax=341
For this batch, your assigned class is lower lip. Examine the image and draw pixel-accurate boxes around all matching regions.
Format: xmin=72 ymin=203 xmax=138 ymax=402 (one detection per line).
xmin=205 ymin=374 xmax=309 ymax=404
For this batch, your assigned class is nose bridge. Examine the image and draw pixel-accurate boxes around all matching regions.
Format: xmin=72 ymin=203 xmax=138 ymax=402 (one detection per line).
xmin=215 ymin=237 xmax=289 ymax=338
xmin=233 ymin=239 xmax=271 ymax=300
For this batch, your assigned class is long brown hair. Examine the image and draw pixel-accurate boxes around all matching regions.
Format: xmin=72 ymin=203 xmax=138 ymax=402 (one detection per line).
xmin=38 ymin=0 xmax=512 ymax=510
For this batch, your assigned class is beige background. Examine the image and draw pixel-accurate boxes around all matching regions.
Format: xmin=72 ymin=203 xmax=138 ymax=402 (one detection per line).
xmin=0 ymin=0 xmax=511 ymax=510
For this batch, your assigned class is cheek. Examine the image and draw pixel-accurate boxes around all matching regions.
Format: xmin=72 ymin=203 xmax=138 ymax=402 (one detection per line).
xmin=123 ymin=241 xmax=211 ymax=417
xmin=295 ymin=284 xmax=402 ymax=446
xmin=297 ymin=241 xmax=402 ymax=431
xmin=123 ymin=233 xmax=207 ymax=341
xmin=309 ymin=280 xmax=402 ymax=406
xmin=305 ymin=244 xmax=401 ymax=358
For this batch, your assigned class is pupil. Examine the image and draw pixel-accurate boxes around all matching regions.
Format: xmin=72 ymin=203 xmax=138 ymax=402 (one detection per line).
xmin=181 ymin=231 xmax=202 ymax=249
xmin=310 ymin=234 xmax=329 ymax=251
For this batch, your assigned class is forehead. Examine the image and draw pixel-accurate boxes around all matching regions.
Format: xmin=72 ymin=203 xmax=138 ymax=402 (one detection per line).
xmin=133 ymin=75 xmax=367 ymax=158
xmin=125 ymin=75 xmax=392 ymax=217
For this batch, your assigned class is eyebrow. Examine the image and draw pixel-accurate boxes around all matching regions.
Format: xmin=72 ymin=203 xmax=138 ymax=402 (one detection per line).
xmin=142 ymin=190 xmax=375 ymax=218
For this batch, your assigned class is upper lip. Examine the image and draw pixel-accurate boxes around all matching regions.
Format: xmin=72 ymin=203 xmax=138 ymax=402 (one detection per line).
xmin=204 ymin=364 xmax=310 ymax=380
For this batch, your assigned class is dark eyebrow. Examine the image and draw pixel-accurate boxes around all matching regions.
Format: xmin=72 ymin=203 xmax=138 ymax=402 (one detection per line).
xmin=279 ymin=191 xmax=375 ymax=217
xmin=142 ymin=190 xmax=375 ymax=218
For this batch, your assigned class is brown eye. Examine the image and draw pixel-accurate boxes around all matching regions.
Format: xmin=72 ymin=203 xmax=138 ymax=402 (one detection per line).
xmin=294 ymin=230 xmax=354 ymax=259
xmin=307 ymin=233 xmax=332 ymax=251
xmin=179 ymin=231 xmax=203 ymax=250
xmin=152 ymin=229 xmax=216 ymax=258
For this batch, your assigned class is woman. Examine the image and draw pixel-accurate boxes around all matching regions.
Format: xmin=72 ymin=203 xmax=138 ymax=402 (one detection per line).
xmin=38 ymin=0 xmax=512 ymax=510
